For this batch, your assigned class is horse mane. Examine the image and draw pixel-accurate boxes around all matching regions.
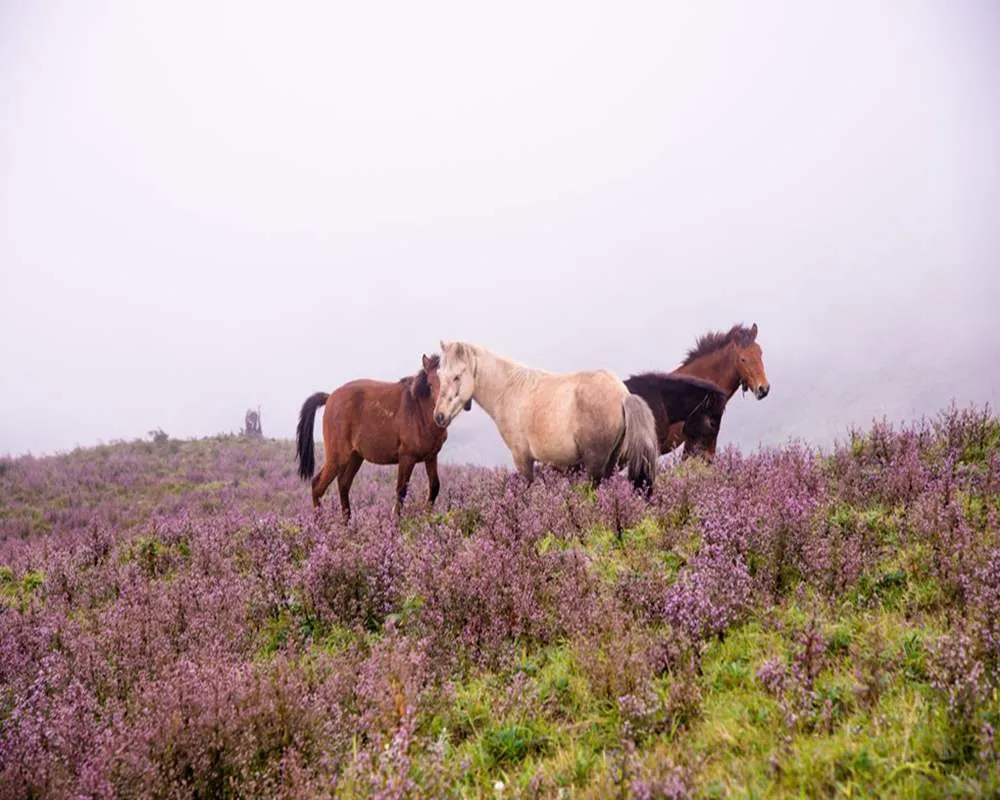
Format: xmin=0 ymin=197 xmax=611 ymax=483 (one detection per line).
xmin=680 ymin=324 xmax=757 ymax=367
xmin=448 ymin=342 xmax=472 ymax=360
xmin=403 ymin=354 xmax=440 ymax=399
xmin=444 ymin=341 xmax=549 ymax=382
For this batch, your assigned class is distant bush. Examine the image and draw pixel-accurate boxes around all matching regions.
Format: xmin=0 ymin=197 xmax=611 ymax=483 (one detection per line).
xmin=147 ymin=427 xmax=169 ymax=444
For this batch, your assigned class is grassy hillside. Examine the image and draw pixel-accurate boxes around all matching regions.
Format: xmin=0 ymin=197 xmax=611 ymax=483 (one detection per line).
xmin=1 ymin=405 xmax=998 ymax=798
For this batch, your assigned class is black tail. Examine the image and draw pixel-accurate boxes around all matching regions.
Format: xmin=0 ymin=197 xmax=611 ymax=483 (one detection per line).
xmin=296 ymin=392 xmax=329 ymax=480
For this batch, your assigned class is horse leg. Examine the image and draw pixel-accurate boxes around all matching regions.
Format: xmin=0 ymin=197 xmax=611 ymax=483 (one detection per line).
xmin=664 ymin=421 xmax=685 ymax=455
xmin=682 ymin=431 xmax=718 ymax=463
xmin=312 ymin=456 xmax=340 ymax=508
xmin=424 ymin=456 xmax=441 ymax=507
xmin=513 ymin=451 xmax=535 ymax=485
xmin=392 ymin=455 xmax=417 ymax=517
xmin=561 ymin=462 xmax=585 ymax=482
xmin=337 ymin=453 xmax=363 ymax=522
xmin=581 ymin=446 xmax=614 ymax=490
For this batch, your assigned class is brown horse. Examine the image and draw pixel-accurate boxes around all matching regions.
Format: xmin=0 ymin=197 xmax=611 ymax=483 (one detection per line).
xmin=665 ymin=322 xmax=771 ymax=460
xmin=623 ymin=372 xmax=730 ymax=460
xmin=295 ymin=354 xmax=466 ymax=521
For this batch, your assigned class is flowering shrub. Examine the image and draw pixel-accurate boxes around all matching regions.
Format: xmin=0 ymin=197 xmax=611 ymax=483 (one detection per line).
xmin=301 ymin=518 xmax=405 ymax=633
xmin=0 ymin=405 xmax=997 ymax=796
xmin=928 ymin=629 xmax=993 ymax=762
xmin=754 ymin=615 xmax=831 ymax=733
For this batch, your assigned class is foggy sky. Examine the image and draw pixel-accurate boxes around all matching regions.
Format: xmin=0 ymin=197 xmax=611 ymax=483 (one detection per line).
xmin=2 ymin=1 xmax=998 ymax=466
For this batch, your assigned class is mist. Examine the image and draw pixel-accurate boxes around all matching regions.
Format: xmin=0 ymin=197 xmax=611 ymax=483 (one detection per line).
xmin=1 ymin=1 xmax=998 ymax=466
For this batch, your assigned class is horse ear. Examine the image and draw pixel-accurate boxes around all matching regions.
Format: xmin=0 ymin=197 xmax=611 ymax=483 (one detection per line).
xmin=749 ymin=322 xmax=758 ymax=340
xmin=439 ymin=340 xmax=448 ymax=353
xmin=422 ymin=353 xmax=432 ymax=371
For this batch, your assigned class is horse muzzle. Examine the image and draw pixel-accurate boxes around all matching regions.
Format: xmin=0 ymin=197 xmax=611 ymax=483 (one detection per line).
xmin=433 ymin=411 xmax=449 ymax=428
xmin=755 ymin=384 xmax=770 ymax=400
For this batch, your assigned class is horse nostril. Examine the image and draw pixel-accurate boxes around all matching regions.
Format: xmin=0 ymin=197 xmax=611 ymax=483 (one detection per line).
xmin=758 ymin=385 xmax=770 ymax=399
xmin=434 ymin=412 xmax=445 ymax=426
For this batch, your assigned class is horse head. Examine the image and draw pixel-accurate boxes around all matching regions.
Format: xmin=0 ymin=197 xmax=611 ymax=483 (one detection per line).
xmin=734 ymin=322 xmax=770 ymax=400
xmin=681 ymin=385 xmax=728 ymax=461
xmin=410 ymin=353 xmax=442 ymax=402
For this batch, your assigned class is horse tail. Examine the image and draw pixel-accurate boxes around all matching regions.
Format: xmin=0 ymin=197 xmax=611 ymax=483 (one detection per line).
xmin=619 ymin=393 xmax=658 ymax=496
xmin=296 ymin=392 xmax=329 ymax=480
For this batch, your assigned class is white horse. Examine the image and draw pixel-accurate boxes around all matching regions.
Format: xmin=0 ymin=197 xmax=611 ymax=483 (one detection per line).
xmin=432 ymin=341 xmax=658 ymax=494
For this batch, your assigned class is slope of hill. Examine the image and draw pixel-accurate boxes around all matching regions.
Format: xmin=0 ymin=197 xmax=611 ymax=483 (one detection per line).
xmin=1 ymin=404 xmax=997 ymax=798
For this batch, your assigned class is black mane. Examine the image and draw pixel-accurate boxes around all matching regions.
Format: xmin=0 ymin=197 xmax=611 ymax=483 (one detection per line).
xmin=403 ymin=354 xmax=441 ymax=399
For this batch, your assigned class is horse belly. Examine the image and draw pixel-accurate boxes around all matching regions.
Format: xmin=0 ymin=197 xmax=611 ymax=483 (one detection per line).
xmin=527 ymin=385 xmax=582 ymax=468
xmin=531 ymin=438 xmax=581 ymax=468
xmin=361 ymin=425 xmax=400 ymax=460
xmin=353 ymin=410 xmax=401 ymax=464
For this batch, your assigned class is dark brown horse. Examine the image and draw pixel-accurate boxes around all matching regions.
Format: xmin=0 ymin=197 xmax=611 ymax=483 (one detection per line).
xmin=623 ymin=372 xmax=730 ymax=460
xmin=663 ymin=322 xmax=770 ymax=460
xmin=295 ymin=354 xmax=467 ymax=521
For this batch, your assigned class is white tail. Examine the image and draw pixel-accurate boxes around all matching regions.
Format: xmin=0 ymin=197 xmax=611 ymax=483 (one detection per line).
xmin=619 ymin=394 xmax=658 ymax=494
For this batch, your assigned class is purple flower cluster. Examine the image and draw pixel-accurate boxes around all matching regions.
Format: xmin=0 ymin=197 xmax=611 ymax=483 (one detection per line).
xmin=662 ymin=481 xmax=753 ymax=640
xmin=754 ymin=616 xmax=829 ymax=733
xmin=0 ymin=403 xmax=997 ymax=794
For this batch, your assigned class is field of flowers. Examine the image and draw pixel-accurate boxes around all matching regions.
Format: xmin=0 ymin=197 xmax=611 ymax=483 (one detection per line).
xmin=1 ymin=404 xmax=998 ymax=798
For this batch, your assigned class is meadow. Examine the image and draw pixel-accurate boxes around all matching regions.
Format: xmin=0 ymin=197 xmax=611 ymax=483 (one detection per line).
xmin=1 ymin=404 xmax=997 ymax=798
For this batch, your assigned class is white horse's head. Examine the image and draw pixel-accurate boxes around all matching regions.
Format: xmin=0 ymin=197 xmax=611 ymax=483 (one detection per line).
xmin=433 ymin=340 xmax=475 ymax=428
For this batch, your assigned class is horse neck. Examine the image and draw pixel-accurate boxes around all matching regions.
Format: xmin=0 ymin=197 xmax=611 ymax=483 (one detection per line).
xmin=401 ymin=385 xmax=443 ymax=444
xmin=674 ymin=347 xmax=741 ymax=398
xmin=468 ymin=346 xmax=524 ymax=420
xmin=403 ymin=388 xmax=432 ymax=421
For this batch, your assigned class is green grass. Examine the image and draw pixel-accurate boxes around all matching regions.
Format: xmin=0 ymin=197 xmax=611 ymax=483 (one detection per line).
xmin=118 ymin=534 xmax=192 ymax=579
xmin=0 ymin=566 xmax=45 ymax=611
xmin=369 ymin=545 xmax=999 ymax=799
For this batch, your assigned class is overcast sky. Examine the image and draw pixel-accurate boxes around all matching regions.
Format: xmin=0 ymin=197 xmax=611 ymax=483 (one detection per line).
xmin=1 ymin=1 xmax=998 ymax=464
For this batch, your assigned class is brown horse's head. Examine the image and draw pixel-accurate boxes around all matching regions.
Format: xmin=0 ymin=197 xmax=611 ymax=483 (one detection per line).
xmin=734 ymin=322 xmax=770 ymax=400
xmin=410 ymin=354 xmax=442 ymax=401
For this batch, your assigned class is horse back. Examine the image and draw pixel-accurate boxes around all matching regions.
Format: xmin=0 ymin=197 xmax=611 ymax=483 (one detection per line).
xmin=566 ymin=372 xmax=629 ymax=438
xmin=323 ymin=379 xmax=404 ymax=462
